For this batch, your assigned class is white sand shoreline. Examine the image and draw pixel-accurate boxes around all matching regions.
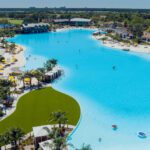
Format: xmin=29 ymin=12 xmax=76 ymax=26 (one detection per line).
xmin=56 ymin=27 xmax=150 ymax=54
xmin=4 ymin=44 xmax=26 ymax=76
xmin=93 ymin=35 xmax=150 ymax=54
xmin=56 ymin=26 xmax=97 ymax=32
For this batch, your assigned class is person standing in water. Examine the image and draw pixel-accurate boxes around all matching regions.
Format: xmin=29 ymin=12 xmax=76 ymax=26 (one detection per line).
xmin=112 ymin=65 xmax=116 ymax=70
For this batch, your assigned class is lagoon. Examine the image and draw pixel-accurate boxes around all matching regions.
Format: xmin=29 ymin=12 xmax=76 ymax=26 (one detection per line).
xmin=8 ymin=29 xmax=150 ymax=150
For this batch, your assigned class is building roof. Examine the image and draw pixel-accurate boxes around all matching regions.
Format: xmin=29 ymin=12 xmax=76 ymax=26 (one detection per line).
xmin=45 ymin=66 xmax=61 ymax=76
xmin=22 ymin=23 xmax=49 ymax=28
xmin=143 ymin=31 xmax=150 ymax=39
xmin=54 ymin=19 xmax=69 ymax=23
xmin=70 ymin=18 xmax=91 ymax=22
xmin=39 ymin=140 xmax=53 ymax=150
xmin=33 ymin=125 xmax=51 ymax=138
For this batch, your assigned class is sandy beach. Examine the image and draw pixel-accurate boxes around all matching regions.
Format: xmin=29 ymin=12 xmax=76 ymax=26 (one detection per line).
xmin=56 ymin=27 xmax=150 ymax=53
xmin=93 ymin=34 xmax=150 ymax=53
xmin=0 ymin=44 xmax=26 ymax=77
xmin=56 ymin=26 xmax=97 ymax=32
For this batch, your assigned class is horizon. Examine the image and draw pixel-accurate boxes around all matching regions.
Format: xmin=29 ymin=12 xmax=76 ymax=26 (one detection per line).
xmin=0 ymin=7 xmax=150 ymax=10
xmin=0 ymin=0 xmax=149 ymax=9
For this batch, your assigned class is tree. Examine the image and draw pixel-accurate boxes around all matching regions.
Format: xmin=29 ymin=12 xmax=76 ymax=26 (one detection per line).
xmin=1 ymin=39 xmax=8 ymax=48
xmin=0 ymin=134 xmax=3 ymax=150
xmin=48 ymin=110 xmax=72 ymax=150
xmin=49 ymin=128 xmax=73 ymax=150
xmin=77 ymin=144 xmax=92 ymax=150
xmin=0 ymin=79 xmax=12 ymax=103
xmin=30 ymin=69 xmax=43 ymax=88
xmin=147 ymin=26 xmax=150 ymax=32
xmin=50 ymin=59 xmax=58 ymax=67
xmin=44 ymin=60 xmax=53 ymax=71
xmin=1 ymin=132 xmax=10 ymax=150
xmin=49 ymin=111 xmax=68 ymax=128
xmin=9 ymin=43 xmax=16 ymax=54
xmin=44 ymin=59 xmax=58 ymax=72
xmin=22 ymin=71 xmax=32 ymax=89
xmin=0 ymin=55 xmax=5 ymax=63
xmin=9 ymin=128 xmax=24 ymax=149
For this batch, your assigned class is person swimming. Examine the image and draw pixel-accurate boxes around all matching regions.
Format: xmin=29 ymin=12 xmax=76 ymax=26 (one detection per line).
xmin=112 ymin=65 xmax=116 ymax=70
xmin=75 ymin=64 xmax=78 ymax=70
xmin=98 ymin=138 xmax=102 ymax=142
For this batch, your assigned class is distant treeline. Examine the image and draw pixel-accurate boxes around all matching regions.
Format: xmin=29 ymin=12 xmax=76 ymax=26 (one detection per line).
xmin=0 ymin=8 xmax=150 ymax=13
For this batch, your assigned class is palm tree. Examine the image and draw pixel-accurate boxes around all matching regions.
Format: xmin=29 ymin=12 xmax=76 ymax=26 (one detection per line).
xmin=9 ymin=127 xmax=24 ymax=149
xmin=44 ymin=60 xmax=53 ymax=71
xmin=17 ymin=73 xmax=25 ymax=89
xmin=9 ymin=43 xmax=16 ymax=54
xmin=30 ymin=69 xmax=43 ymax=88
xmin=49 ymin=128 xmax=73 ymax=150
xmin=50 ymin=59 xmax=58 ymax=68
xmin=77 ymin=144 xmax=92 ymax=150
xmin=1 ymin=132 xmax=10 ymax=150
xmin=0 ymin=79 xmax=13 ymax=107
xmin=49 ymin=111 xmax=68 ymax=128
xmin=1 ymin=39 xmax=7 ymax=48
xmin=0 ymin=134 xmax=3 ymax=150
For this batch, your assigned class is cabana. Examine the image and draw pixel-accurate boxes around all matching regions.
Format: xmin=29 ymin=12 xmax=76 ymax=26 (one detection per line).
xmin=23 ymin=77 xmax=31 ymax=86
xmin=33 ymin=125 xmax=51 ymax=149
xmin=9 ymin=76 xmax=16 ymax=83
xmin=39 ymin=140 xmax=53 ymax=150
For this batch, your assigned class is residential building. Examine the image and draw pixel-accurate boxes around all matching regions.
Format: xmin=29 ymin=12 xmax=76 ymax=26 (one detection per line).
xmin=22 ymin=23 xmax=49 ymax=34
xmin=42 ymin=18 xmax=92 ymax=26
xmin=142 ymin=31 xmax=150 ymax=42
xmin=70 ymin=18 xmax=91 ymax=26
xmin=54 ymin=19 xmax=70 ymax=25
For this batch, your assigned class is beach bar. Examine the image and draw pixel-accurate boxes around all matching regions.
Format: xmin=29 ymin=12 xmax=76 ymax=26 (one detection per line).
xmin=44 ymin=66 xmax=62 ymax=83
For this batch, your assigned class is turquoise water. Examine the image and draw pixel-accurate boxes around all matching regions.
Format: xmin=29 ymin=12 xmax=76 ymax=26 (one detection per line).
xmin=8 ymin=29 xmax=150 ymax=150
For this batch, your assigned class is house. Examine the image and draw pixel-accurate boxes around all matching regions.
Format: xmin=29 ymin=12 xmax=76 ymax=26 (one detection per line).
xmin=54 ymin=19 xmax=70 ymax=25
xmin=70 ymin=18 xmax=91 ymax=26
xmin=115 ymin=28 xmax=128 ymax=38
xmin=33 ymin=125 xmax=51 ymax=149
xmin=42 ymin=18 xmax=92 ymax=26
xmin=22 ymin=23 xmax=49 ymax=34
xmin=114 ymin=28 xmax=133 ymax=39
xmin=142 ymin=31 xmax=150 ymax=42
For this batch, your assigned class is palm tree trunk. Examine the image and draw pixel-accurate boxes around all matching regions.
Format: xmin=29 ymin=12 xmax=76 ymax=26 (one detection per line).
xmin=30 ymin=77 xmax=32 ymax=90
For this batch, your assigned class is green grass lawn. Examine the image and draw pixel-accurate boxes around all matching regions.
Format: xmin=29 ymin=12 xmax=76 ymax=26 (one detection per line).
xmin=0 ymin=87 xmax=80 ymax=134
xmin=0 ymin=18 xmax=23 ymax=25
xmin=8 ymin=19 xmax=23 ymax=25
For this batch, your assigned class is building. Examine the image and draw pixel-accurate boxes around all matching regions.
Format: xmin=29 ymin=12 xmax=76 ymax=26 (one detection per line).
xmin=33 ymin=125 xmax=51 ymax=149
xmin=22 ymin=23 xmax=49 ymax=34
xmin=70 ymin=18 xmax=91 ymax=26
xmin=142 ymin=31 xmax=150 ymax=42
xmin=39 ymin=140 xmax=53 ymax=150
xmin=106 ymin=27 xmax=133 ymax=39
xmin=54 ymin=19 xmax=70 ymax=25
xmin=42 ymin=18 xmax=92 ymax=26
xmin=116 ymin=29 xmax=134 ymax=39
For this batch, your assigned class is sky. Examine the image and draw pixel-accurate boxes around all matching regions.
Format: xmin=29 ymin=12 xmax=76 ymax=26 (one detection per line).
xmin=0 ymin=0 xmax=149 ymax=9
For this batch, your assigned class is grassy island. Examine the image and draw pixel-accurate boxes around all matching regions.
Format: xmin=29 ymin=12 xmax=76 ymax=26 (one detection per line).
xmin=0 ymin=87 xmax=80 ymax=134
